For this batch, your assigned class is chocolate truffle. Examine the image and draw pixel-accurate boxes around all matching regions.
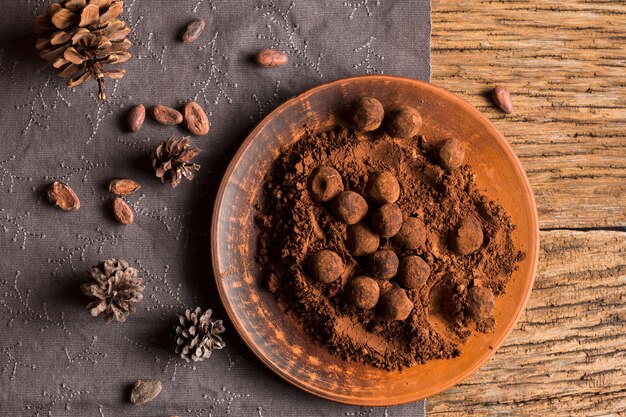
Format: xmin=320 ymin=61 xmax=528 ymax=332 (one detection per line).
xmin=307 ymin=166 xmax=344 ymax=202
xmin=467 ymin=286 xmax=496 ymax=320
xmin=371 ymin=203 xmax=403 ymax=238
xmin=365 ymin=171 xmax=400 ymax=205
xmin=379 ymin=288 xmax=413 ymax=320
xmin=331 ymin=191 xmax=368 ymax=224
xmin=367 ymin=250 xmax=399 ymax=280
xmin=307 ymin=250 xmax=344 ymax=284
xmin=384 ymin=106 xmax=423 ymax=138
xmin=435 ymin=138 xmax=465 ymax=171
xmin=350 ymin=97 xmax=385 ymax=132
xmin=396 ymin=256 xmax=430 ymax=289
xmin=393 ymin=217 xmax=427 ymax=250
xmin=346 ymin=276 xmax=380 ymax=309
xmin=449 ymin=217 xmax=483 ymax=255
xmin=346 ymin=223 xmax=380 ymax=257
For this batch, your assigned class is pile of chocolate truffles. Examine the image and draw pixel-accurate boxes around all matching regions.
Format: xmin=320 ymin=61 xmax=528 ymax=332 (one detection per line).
xmin=307 ymin=168 xmax=428 ymax=321
xmin=305 ymin=97 xmax=491 ymax=322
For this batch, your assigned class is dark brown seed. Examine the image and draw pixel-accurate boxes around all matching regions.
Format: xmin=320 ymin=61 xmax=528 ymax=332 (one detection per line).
xmin=255 ymin=49 xmax=288 ymax=67
xmin=492 ymin=86 xmax=513 ymax=114
xmin=47 ymin=181 xmax=80 ymax=211
xmin=127 ymin=104 xmax=145 ymax=133
xmin=108 ymin=179 xmax=141 ymax=196
xmin=183 ymin=101 xmax=210 ymax=136
xmin=113 ymin=197 xmax=134 ymax=225
xmin=151 ymin=105 xmax=183 ymax=125
xmin=130 ymin=379 xmax=162 ymax=405
xmin=180 ymin=18 xmax=205 ymax=43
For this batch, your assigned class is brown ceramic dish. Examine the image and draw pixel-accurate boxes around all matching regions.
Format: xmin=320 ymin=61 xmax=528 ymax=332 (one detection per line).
xmin=211 ymin=75 xmax=539 ymax=406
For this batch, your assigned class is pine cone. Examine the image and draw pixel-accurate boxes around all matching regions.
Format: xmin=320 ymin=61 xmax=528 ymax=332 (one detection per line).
xmin=34 ymin=0 xmax=132 ymax=101
xmin=173 ymin=307 xmax=225 ymax=362
xmin=152 ymin=136 xmax=201 ymax=188
xmin=81 ymin=258 xmax=144 ymax=322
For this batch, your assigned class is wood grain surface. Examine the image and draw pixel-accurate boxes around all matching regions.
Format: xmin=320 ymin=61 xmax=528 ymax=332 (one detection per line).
xmin=429 ymin=0 xmax=626 ymax=415
xmin=431 ymin=0 xmax=626 ymax=229
xmin=428 ymin=230 xmax=626 ymax=416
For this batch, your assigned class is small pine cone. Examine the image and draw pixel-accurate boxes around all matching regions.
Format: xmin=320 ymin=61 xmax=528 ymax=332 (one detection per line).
xmin=173 ymin=307 xmax=225 ymax=362
xmin=81 ymin=258 xmax=144 ymax=322
xmin=152 ymin=136 xmax=201 ymax=188
xmin=34 ymin=0 xmax=132 ymax=101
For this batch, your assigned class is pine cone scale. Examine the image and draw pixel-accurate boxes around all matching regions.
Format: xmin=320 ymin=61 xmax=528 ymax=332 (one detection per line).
xmin=79 ymin=4 xmax=99 ymax=27
xmin=68 ymin=71 xmax=93 ymax=87
xmin=100 ymin=1 xmax=123 ymax=21
xmin=51 ymin=31 xmax=72 ymax=45
xmin=47 ymin=3 xmax=63 ymax=15
xmin=87 ymin=300 xmax=107 ymax=316
xmin=64 ymin=47 xmax=87 ymax=64
xmin=59 ymin=63 xmax=80 ymax=78
xmin=65 ymin=0 xmax=87 ymax=12
xmin=91 ymin=0 xmax=115 ymax=9
xmin=51 ymin=8 xmax=74 ymax=29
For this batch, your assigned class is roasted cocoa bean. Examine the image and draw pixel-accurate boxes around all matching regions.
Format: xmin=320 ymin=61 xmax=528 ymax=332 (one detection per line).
xmin=180 ymin=18 xmax=205 ymax=43
xmin=183 ymin=101 xmax=210 ymax=136
xmin=151 ymin=105 xmax=183 ymax=125
xmin=127 ymin=104 xmax=145 ymax=132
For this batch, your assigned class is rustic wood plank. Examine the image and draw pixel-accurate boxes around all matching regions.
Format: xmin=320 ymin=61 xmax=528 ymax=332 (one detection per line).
xmin=431 ymin=0 xmax=626 ymax=229
xmin=427 ymin=230 xmax=626 ymax=416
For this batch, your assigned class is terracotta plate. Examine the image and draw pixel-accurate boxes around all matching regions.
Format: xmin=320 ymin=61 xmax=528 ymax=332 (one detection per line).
xmin=211 ymin=75 xmax=539 ymax=406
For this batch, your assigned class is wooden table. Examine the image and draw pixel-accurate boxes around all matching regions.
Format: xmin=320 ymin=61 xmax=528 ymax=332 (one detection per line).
xmin=429 ymin=1 xmax=626 ymax=415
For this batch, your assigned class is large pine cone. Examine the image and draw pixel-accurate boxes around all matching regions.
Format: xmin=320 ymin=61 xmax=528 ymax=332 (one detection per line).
xmin=152 ymin=136 xmax=201 ymax=188
xmin=173 ymin=307 xmax=226 ymax=362
xmin=81 ymin=258 xmax=144 ymax=322
xmin=34 ymin=0 xmax=132 ymax=100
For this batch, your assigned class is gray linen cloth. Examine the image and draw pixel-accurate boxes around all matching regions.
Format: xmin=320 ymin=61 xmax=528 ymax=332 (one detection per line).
xmin=0 ymin=0 xmax=430 ymax=415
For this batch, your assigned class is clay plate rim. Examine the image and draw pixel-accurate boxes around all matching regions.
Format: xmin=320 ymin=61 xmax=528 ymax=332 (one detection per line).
xmin=211 ymin=75 xmax=539 ymax=405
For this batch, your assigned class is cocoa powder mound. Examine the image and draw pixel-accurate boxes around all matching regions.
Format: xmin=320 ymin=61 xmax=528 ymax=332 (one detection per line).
xmin=255 ymin=127 xmax=524 ymax=370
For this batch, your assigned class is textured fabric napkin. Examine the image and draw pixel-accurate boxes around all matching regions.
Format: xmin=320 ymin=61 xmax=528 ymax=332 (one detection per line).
xmin=0 ymin=0 xmax=430 ymax=415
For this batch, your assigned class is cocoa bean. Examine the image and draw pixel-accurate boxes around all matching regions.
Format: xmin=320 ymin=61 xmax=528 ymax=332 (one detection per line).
xmin=127 ymin=104 xmax=145 ymax=132
xmin=112 ymin=197 xmax=134 ymax=225
xmin=130 ymin=379 xmax=162 ymax=405
xmin=151 ymin=105 xmax=183 ymax=125
xmin=183 ymin=101 xmax=210 ymax=136
xmin=47 ymin=181 xmax=80 ymax=211
xmin=180 ymin=18 xmax=205 ymax=43
xmin=108 ymin=179 xmax=140 ymax=196
xmin=492 ymin=86 xmax=513 ymax=114
xmin=255 ymin=49 xmax=288 ymax=67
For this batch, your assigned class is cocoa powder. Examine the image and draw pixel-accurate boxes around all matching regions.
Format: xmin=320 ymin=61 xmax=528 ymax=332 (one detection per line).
xmin=255 ymin=127 xmax=524 ymax=370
